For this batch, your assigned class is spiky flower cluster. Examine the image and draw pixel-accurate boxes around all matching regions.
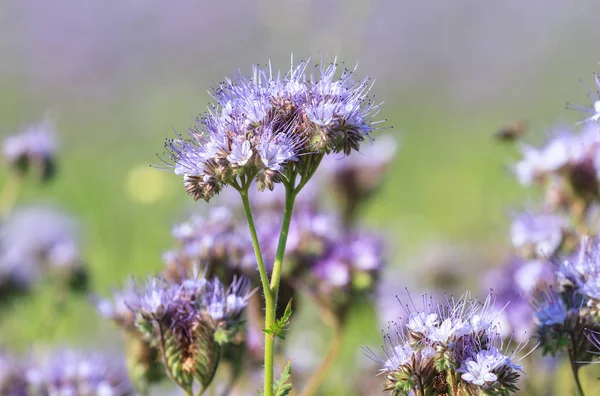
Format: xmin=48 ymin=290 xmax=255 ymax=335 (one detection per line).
xmin=0 ymin=206 xmax=86 ymax=294
xmin=166 ymin=57 xmax=382 ymax=201
xmin=0 ymin=349 xmax=132 ymax=395
xmin=368 ymin=293 xmax=524 ymax=395
xmin=2 ymin=120 xmax=57 ymax=181
xmin=128 ymin=270 xmax=252 ymax=392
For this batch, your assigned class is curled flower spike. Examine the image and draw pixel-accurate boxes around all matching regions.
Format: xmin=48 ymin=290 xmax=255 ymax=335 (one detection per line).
xmin=163 ymin=56 xmax=383 ymax=201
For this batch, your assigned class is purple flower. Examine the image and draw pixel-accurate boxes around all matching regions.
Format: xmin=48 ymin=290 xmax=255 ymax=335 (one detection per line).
xmin=2 ymin=120 xmax=57 ymax=180
xmin=568 ymin=72 xmax=600 ymax=124
xmin=531 ymin=287 xmax=567 ymax=327
xmin=129 ymin=276 xmax=175 ymax=320
xmin=458 ymin=346 xmax=522 ymax=388
xmin=164 ymin=57 xmax=383 ymax=201
xmin=203 ymin=276 xmax=253 ymax=323
xmin=510 ymin=212 xmax=568 ymax=258
xmin=312 ymin=232 xmax=383 ymax=291
xmin=367 ymin=292 xmax=524 ymax=394
xmin=559 ymin=236 xmax=600 ymax=302
xmin=24 ymin=350 xmax=132 ymax=396
xmin=514 ymin=125 xmax=600 ymax=185
xmin=0 ymin=206 xmax=84 ymax=291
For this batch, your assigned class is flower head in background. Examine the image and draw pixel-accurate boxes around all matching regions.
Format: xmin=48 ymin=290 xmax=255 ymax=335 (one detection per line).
xmin=482 ymin=257 xmax=553 ymax=343
xmin=24 ymin=349 xmax=132 ymax=396
xmin=164 ymin=56 xmax=383 ymax=201
xmin=0 ymin=206 xmax=86 ymax=293
xmin=128 ymin=269 xmax=252 ymax=392
xmin=367 ymin=292 xmax=524 ymax=395
xmin=0 ymin=351 xmax=26 ymax=395
xmin=558 ymin=236 xmax=600 ymax=315
xmin=510 ymin=212 xmax=569 ymax=258
xmin=514 ymin=124 xmax=600 ymax=212
xmin=2 ymin=120 xmax=57 ymax=181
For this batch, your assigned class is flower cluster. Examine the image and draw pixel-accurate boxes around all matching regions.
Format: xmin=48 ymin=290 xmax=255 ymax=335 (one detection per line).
xmin=0 ymin=349 xmax=132 ymax=395
xmin=162 ymin=207 xmax=256 ymax=280
xmin=514 ymin=124 xmax=600 ymax=218
xmin=0 ymin=206 xmax=86 ymax=294
xmin=368 ymin=293 xmax=524 ymax=395
xmin=127 ymin=269 xmax=252 ymax=392
xmin=165 ymin=58 xmax=382 ymax=201
xmin=510 ymin=211 xmax=571 ymax=259
xmin=2 ymin=120 xmax=57 ymax=181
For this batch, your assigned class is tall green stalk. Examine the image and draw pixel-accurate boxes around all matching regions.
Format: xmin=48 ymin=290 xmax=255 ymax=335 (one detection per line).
xmin=239 ymin=190 xmax=275 ymax=396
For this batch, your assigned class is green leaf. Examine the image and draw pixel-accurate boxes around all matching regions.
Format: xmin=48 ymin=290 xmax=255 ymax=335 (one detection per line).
xmin=274 ymin=361 xmax=292 ymax=396
xmin=264 ymin=299 xmax=293 ymax=340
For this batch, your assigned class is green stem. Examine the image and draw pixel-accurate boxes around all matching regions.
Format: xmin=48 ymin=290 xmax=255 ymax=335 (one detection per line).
xmin=239 ymin=190 xmax=275 ymax=396
xmin=269 ymin=185 xmax=296 ymax=306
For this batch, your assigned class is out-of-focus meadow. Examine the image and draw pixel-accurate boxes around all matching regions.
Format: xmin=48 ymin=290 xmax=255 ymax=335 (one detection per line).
xmin=2 ymin=1 xmax=600 ymax=394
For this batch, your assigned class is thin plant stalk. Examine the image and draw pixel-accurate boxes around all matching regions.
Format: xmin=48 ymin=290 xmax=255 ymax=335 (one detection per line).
xmin=238 ymin=164 xmax=318 ymax=396
xmin=568 ymin=341 xmax=585 ymax=396
xmin=239 ymin=189 xmax=276 ymax=396
xmin=269 ymin=181 xmax=297 ymax=306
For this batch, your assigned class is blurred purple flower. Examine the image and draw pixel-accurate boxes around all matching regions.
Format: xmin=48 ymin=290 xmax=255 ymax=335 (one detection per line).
xmin=482 ymin=257 xmax=553 ymax=341
xmin=514 ymin=124 xmax=600 ymax=207
xmin=0 ymin=206 xmax=85 ymax=292
xmin=510 ymin=212 xmax=568 ymax=258
xmin=2 ymin=120 xmax=57 ymax=180
xmin=24 ymin=350 xmax=132 ymax=395
xmin=559 ymin=236 xmax=600 ymax=302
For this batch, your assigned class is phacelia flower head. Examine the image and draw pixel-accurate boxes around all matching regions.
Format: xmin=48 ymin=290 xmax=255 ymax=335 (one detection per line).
xmin=25 ymin=349 xmax=132 ymax=396
xmin=530 ymin=284 xmax=600 ymax=360
xmin=311 ymin=232 xmax=384 ymax=294
xmin=514 ymin=124 xmax=600 ymax=208
xmin=510 ymin=212 xmax=568 ymax=258
xmin=457 ymin=343 xmax=522 ymax=393
xmin=0 ymin=206 xmax=86 ymax=293
xmin=558 ymin=236 xmax=600 ymax=312
xmin=2 ymin=119 xmax=57 ymax=181
xmin=164 ymin=56 xmax=383 ymax=201
xmin=367 ymin=291 xmax=525 ymax=395
xmin=127 ymin=268 xmax=252 ymax=392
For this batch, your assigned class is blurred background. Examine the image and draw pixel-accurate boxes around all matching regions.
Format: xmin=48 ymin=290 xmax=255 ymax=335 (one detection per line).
xmin=2 ymin=0 xmax=600 ymax=394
